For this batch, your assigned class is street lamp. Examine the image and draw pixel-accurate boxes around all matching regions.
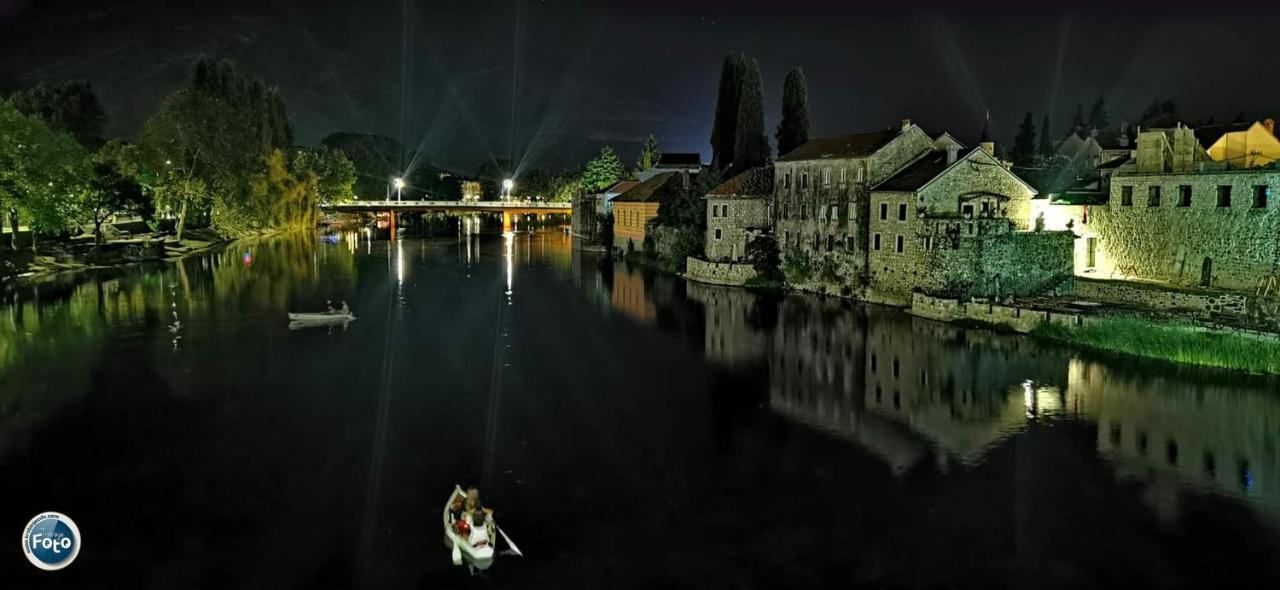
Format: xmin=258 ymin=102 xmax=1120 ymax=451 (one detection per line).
xmin=393 ymin=177 xmax=405 ymax=202
xmin=502 ymin=178 xmax=514 ymax=200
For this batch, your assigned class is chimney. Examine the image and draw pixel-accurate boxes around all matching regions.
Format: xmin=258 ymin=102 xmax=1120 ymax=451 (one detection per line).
xmin=946 ymin=144 xmax=960 ymax=165
xmin=1090 ymin=127 xmax=1099 ymax=138
xmin=1265 ymin=118 xmax=1276 ymax=136
xmin=901 ymin=118 xmax=912 ymax=131
xmin=1118 ymin=133 xmax=1129 ymax=148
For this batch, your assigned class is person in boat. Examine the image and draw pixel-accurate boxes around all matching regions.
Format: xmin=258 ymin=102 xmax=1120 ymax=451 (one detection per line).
xmin=340 ymin=301 xmax=350 ymax=315
xmin=325 ymin=300 xmax=335 ymax=314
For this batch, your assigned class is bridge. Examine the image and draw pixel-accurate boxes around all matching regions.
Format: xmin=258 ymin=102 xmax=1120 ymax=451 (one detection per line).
xmin=321 ymin=200 xmax=572 ymax=234
xmin=322 ymin=200 xmax=570 ymax=214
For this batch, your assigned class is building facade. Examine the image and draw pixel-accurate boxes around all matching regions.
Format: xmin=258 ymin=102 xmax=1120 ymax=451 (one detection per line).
xmin=612 ymin=172 xmax=685 ymax=253
xmin=704 ymin=166 xmax=774 ymax=262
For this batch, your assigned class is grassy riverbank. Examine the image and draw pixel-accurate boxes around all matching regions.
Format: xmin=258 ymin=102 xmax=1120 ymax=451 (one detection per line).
xmin=1033 ymin=315 xmax=1280 ymax=375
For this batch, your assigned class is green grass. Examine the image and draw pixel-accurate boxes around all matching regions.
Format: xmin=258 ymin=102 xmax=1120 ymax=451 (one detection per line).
xmin=1033 ymin=315 xmax=1280 ymax=375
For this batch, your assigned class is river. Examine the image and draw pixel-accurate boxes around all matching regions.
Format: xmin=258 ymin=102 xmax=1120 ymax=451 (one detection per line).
xmin=2 ymin=222 xmax=1278 ymax=588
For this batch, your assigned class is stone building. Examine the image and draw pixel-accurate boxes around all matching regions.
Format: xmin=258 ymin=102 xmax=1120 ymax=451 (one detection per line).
xmin=611 ymin=172 xmax=686 ymax=253
xmin=704 ymin=166 xmax=774 ymax=262
xmin=1086 ymin=124 xmax=1280 ymax=290
xmin=772 ymin=120 xmax=937 ymax=291
xmin=867 ymin=144 xmax=1075 ymax=304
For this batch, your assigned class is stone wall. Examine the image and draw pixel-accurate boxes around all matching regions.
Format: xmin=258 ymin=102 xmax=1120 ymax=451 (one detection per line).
xmin=706 ymin=196 xmax=769 ymax=261
xmin=685 ymin=257 xmax=759 ymax=286
xmin=909 ymin=292 xmax=1100 ymax=333
xmin=1075 ymin=277 xmax=1250 ymax=314
xmin=1093 ymin=167 xmax=1280 ymax=290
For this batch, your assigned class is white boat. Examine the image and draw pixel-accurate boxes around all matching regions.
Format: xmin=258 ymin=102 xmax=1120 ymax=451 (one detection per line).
xmin=443 ymin=485 xmax=520 ymax=570
xmin=287 ymin=312 xmax=356 ymax=323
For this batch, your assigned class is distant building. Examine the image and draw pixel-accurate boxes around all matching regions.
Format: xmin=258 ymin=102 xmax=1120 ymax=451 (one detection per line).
xmin=611 ymin=172 xmax=686 ymax=253
xmin=704 ymin=166 xmax=774 ymax=262
xmin=460 ymin=180 xmax=482 ymax=202
xmin=638 ymin=152 xmax=702 ymax=182
xmin=571 ymin=180 xmax=639 ymax=244
xmin=1196 ymin=119 xmax=1280 ymax=169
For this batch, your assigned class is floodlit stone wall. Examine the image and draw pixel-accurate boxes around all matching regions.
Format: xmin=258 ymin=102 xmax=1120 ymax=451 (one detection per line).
xmin=705 ymin=196 xmax=769 ymax=262
xmin=1075 ymin=278 xmax=1250 ymax=314
xmin=1093 ymin=167 xmax=1280 ymax=290
xmin=685 ymin=257 xmax=758 ymax=286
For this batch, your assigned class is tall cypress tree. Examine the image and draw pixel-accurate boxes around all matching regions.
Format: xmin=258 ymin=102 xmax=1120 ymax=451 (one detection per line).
xmin=1039 ymin=114 xmax=1052 ymax=154
xmin=1012 ymin=111 xmax=1037 ymax=166
xmin=733 ymin=58 xmax=770 ymax=174
xmin=1087 ymin=96 xmax=1109 ymax=132
xmin=1070 ymin=103 xmax=1086 ymax=136
xmin=710 ymin=53 xmax=746 ymax=172
xmin=775 ymin=67 xmax=810 ymax=157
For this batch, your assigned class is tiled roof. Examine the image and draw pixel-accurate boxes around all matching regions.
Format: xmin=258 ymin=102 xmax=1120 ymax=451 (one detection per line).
xmin=874 ymin=150 xmax=954 ymax=192
xmin=603 ymin=180 xmax=639 ymax=195
xmin=656 ymin=152 xmax=702 ymax=167
xmin=706 ymin=166 xmax=774 ymax=198
xmin=1096 ymin=154 xmax=1130 ymax=169
xmin=612 ymin=171 xmax=684 ymax=203
xmin=777 ymin=128 xmax=899 ymax=162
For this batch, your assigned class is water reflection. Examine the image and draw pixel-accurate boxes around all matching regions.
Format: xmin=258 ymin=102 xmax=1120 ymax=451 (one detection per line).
xmin=600 ymin=257 xmax=1280 ymax=524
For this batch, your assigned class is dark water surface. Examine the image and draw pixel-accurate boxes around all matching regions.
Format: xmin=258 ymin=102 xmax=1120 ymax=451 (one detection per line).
xmin=2 ymin=227 xmax=1278 ymax=588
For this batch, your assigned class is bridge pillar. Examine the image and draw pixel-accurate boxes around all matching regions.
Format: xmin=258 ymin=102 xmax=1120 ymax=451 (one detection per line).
xmin=389 ymin=210 xmax=396 ymax=241
xmin=502 ymin=211 xmax=512 ymax=233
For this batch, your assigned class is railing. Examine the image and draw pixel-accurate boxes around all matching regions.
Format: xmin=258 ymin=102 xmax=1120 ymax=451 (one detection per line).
xmin=323 ymin=200 xmax=570 ymax=209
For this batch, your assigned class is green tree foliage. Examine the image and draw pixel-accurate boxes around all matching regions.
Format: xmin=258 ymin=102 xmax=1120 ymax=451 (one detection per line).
xmin=320 ymin=132 xmax=404 ymax=199
xmin=636 ymin=134 xmax=662 ymax=173
xmin=745 ymin=233 xmax=783 ymax=283
xmin=191 ymin=56 xmax=293 ymax=152
xmin=710 ymin=52 xmax=747 ymax=171
xmin=732 ymin=58 xmax=770 ymax=175
xmin=1012 ymin=112 xmax=1038 ymax=166
xmin=1070 ymin=103 xmax=1086 ymax=135
xmin=0 ymin=101 xmax=89 ymax=250
xmin=9 ymin=80 xmax=107 ymax=147
xmin=1138 ymin=100 xmax=1179 ymax=129
xmin=775 ymin=67 xmax=810 ymax=157
xmin=138 ymin=89 xmax=256 ymax=240
xmin=293 ymin=147 xmax=356 ymax=205
xmin=1087 ymin=96 xmax=1109 ymax=131
xmin=245 ymin=149 xmax=317 ymax=230
xmin=1039 ymin=114 xmax=1053 ymax=154
xmin=85 ymin=140 xmax=151 ymax=244
xmin=580 ymin=147 xmax=625 ymax=193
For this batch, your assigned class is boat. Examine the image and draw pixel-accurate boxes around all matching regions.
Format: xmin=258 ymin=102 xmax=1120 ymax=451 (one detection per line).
xmin=443 ymin=485 xmax=521 ymax=570
xmin=287 ymin=311 xmax=356 ymax=323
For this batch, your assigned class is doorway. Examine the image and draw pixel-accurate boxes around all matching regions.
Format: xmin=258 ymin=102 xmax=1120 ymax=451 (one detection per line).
xmin=1200 ymin=257 xmax=1213 ymax=287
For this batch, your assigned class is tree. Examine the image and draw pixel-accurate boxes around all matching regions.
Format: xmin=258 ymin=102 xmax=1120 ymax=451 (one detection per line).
xmin=190 ymin=56 xmax=293 ymax=153
xmin=775 ymin=67 xmax=810 ymax=157
xmin=745 ymin=233 xmax=783 ymax=283
xmin=1039 ymin=114 xmax=1053 ymax=154
xmin=1138 ymin=100 xmax=1179 ymax=129
xmin=0 ymin=101 xmax=89 ymax=250
xmin=709 ymin=53 xmax=747 ymax=171
xmin=294 ymin=146 xmax=356 ymax=205
xmin=475 ymin=159 xmax=514 ymax=200
xmin=636 ymin=134 xmax=662 ymax=173
xmin=1070 ymin=103 xmax=1086 ymax=135
xmin=84 ymin=140 xmax=150 ymax=244
xmin=137 ymin=89 xmax=256 ymax=241
xmin=1088 ymin=96 xmax=1109 ymax=132
xmin=580 ymin=146 xmax=625 ymax=193
xmin=1012 ymin=112 xmax=1038 ymax=166
xmin=9 ymin=80 xmax=108 ymax=147
xmin=732 ymin=57 xmax=770 ymax=175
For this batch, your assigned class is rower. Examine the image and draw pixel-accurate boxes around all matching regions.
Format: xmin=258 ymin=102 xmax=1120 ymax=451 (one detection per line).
xmin=340 ymin=301 xmax=350 ymax=315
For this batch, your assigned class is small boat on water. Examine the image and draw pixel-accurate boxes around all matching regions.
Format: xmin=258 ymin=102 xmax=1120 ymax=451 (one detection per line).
xmin=287 ymin=312 xmax=356 ymax=323
xmin=443 ymin=485 xmax=521 ymax=570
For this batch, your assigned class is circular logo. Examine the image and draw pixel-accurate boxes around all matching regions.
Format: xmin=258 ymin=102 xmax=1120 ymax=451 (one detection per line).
xmin=22 ymin=512 xmax=81 ymax=571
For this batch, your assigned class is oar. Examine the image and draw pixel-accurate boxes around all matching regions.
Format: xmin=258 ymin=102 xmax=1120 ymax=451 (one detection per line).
xmin=497 ymin=525 xmax=523 ymax=557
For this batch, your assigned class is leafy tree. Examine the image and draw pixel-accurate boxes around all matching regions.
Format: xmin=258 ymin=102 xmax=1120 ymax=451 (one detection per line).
xmin=247 ymin=149 xmax=316 ymax=230
xmin=710 ymin=52 xmax=747 ymax=171
xmin=1138 ymin=100 xmax=1179 ymax=129
xmin=636 ymin=134 xmax=662 ymax=173
xmin=1012 ymin=112 xmax=1037 ymax=166
xmin=293 ymin=146 xmax=356 ymax=205
xmin=1088 ymin=96 xmax=1109 ymax=132
xmin=9 ymin=80 xmax=107 ymax=147
xmin=84 ymin=140 xmax=150 ymax=244
xmin=0 ymin=101 xmax=88 ymax=250
xmin=775 ymin=67 xmax=810 ymax=157
xmin=1070 ymin=103 xmax=1086 ymax=135
xmin=745 ymin=233 xmax=783 ymax=283
xmin=732 ymin=57 xmax=770 ymax=175
xmin=580 ymin=147 xmax=625 ymax=193
xmin=190 ymin=56 xmax=293 ymax=152
xmin=138 ymin=89 xmax=256 ymax=241
xmin=1039 ymin=114 xmax=1053 ymax=154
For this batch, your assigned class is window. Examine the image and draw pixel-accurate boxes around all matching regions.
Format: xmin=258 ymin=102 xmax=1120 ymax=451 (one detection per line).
xmin=895 ymin=235 xmax=905 ymax=253
xmin=840 ymin=168 xmax=847 ymax=184
xmin=856 ymin=165 xmax=865 ymax=183
xmin=870 ymin=354 xmax=877 ymax=372
xmin=722 ymin=204 xmax=730 ymax=217
xmin=1254 ymin=186 xmax=1270 ymax=208
xmin=898 ymin=203 xmax=908 ymax=221
xmin=784 ymin=230 xmax=790 ymax=245
xmin=830 ymin=204 xmax=840 ymax=221
xmin=822 ymin=168 xmax=831 ymax=186
xmin=1148 ymin=185 xmax=1161 ymax=207
xmin=784 ymin=172 xmax=792 ymax=189
xmin=879 ymin=203 xmax=889 ymax=220
xmin=711 ymin=204 xmax=719 ymax=218
xmin=873 ymin=233 xmax=882 ymax=251
xmin=892 ymin=358 xmax=900 ymax=378
xmin=1178 ymin=185 xmax=1192 ymax=207
xmin=1120 ymin=185 xmax=1133 ymax=206
xmin=846 ymin=236 xmax=856 ymax=252
xmin=923 ymin=236 xmax=933 ymax=251
xmin=801 ymin=172 xmax=809 ymax=190
xmin=1217 ymin=185 xmax=1232 ymax=208
xmin=714 ymin=228 xmax=722 ymax=240
xmin=962 ymin=204 xmax=974 ymax=218
xmin=826 ymin=235 xmax=834 ymax=251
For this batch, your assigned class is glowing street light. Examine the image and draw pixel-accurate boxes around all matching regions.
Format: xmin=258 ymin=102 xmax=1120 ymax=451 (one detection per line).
xmin=393 ymin=177 xmax=405 ymax=202
xmin=502 ymin=178 xmax=514 ymax=199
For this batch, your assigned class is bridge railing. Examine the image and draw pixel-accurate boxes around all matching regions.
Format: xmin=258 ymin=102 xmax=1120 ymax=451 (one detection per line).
xmin=323 ymin=200 xmax=570 ymax=209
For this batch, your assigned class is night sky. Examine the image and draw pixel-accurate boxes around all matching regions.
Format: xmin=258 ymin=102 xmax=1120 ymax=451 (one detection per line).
xmin=2 ymin=0 xmax=1276 ymax=174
